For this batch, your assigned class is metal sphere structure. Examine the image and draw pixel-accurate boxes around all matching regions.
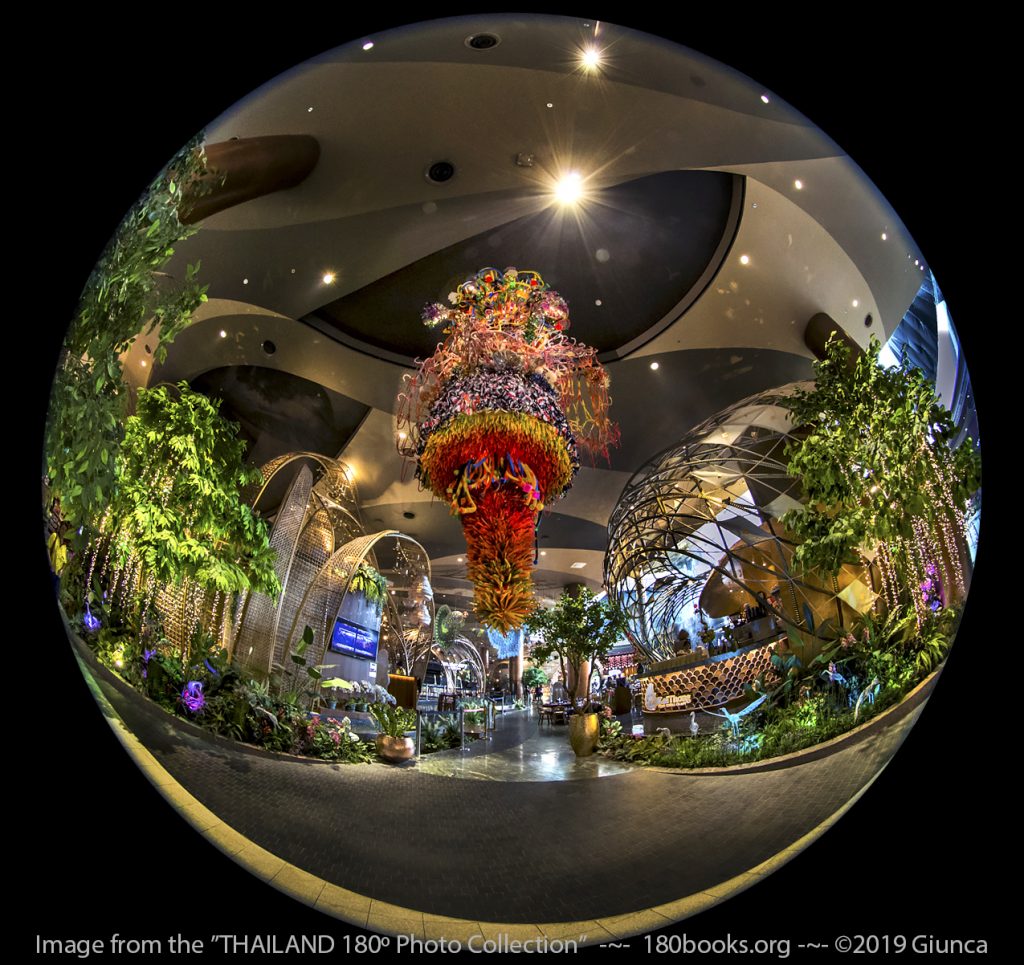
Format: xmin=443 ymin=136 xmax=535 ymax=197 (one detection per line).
xmin=605 ymin=384 xmax=882 ymax=664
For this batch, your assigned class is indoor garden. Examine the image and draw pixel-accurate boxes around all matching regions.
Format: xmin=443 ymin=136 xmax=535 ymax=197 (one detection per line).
xmin=39 ymin=11 xmax=983 ymax=947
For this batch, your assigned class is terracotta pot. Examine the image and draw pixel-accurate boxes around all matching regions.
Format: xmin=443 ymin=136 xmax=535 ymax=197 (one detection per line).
xmin=569 ymin=712 xmax=600 ymax=757
xmin=376 ymin=734 xmax=415 ymax=763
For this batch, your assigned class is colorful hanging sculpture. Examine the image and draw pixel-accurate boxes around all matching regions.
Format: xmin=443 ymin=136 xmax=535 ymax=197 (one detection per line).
xmin=397 ymin=267 xmax=617 ymax=631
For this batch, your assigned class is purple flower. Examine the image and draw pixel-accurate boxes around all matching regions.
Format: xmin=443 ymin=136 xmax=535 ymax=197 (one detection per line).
xmin=181 ymin=681 xmax=205 ymax=713
xmin=83 ymin=605 xmax=101 ymax=633
xmin=203 ymin=658 xmax=220 ymax=677
xmin=142 ymin=648 xmax=156 ymax=663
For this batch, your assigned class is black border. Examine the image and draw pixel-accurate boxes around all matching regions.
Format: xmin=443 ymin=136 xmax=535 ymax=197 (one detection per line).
xmin=23 ymin=8 xmax=998 ymax=958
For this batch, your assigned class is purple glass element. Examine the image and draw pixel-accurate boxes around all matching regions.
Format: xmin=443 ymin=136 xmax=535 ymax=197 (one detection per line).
xmin=920 ymin=563 xmax=945 ymax=612
xmin=181 ymin=681 xmax=205 ymax=713
xmin=142 ymin=648 xmax=156 ymax=663
xmin=203 ymin=658 xmax=220 ymax=677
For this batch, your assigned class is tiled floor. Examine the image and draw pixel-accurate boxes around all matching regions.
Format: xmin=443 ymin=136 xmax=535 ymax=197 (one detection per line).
xmin=86 ymin=652 xmax=927 ymax=925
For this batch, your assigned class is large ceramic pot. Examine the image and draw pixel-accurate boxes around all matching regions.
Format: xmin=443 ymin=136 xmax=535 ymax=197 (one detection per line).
xmin=376 ymin=735 xmax=415 ymax=763
xmin=569 ymin=712 xmax=600 ymax=757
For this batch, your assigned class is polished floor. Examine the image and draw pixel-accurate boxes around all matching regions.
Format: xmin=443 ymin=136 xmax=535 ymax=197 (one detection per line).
xmin=79 ymin=638 xmax=931 ymax=925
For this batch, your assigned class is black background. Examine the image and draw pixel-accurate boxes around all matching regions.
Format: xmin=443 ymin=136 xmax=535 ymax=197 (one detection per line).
xmin=22 ymin=8 xmax=999 ymax=959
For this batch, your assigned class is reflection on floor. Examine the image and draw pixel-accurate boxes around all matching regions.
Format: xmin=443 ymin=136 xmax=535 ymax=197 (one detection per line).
xmin=418 ymin=710 xmax=634 ymax=781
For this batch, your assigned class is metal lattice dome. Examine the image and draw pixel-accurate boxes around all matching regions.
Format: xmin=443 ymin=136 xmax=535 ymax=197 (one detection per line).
xmin=605 ymin=383 xmax=882 ymax=664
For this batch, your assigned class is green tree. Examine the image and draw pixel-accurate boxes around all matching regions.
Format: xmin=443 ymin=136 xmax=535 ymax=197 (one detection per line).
xmin=46 ymin=135 xmax=211 ymax=532
xmin=521 ymin=664 xmax=549 ymax=690
xmin=102 ymin=382 xmax=280 ymax=597
xmin=524 ymin=589 xmax=628 ymax=705
xmin=781 ymin=335 xmax=980 ymax=597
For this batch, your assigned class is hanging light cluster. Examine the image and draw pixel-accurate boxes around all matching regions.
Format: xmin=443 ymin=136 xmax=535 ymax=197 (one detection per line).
xmin=396 ymin=267 xmax=617 ymax=631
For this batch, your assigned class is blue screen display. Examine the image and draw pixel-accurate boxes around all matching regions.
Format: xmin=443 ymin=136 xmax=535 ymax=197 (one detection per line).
xmin=329 ymin=618 xmax=379 ymax=659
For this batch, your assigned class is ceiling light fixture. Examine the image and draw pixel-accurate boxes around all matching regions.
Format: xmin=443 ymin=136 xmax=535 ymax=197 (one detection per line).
xmin=650 ymin=361 xmax=660 ymax=370
xmin=852 ymin=299 xmax=859 ymax=308
xmin=219 ymin=330 xmax=227 ymax=338
xmin=242 ymin=278 xmax=249 ymax=285
xmin=570 ymin=561 xmax=587 ymax=569
xmin=554 ymin=171 xmax=584 ymax=205
xmin=794 ymin=179 xmax=804 ymax=190
xmin=581 ymin=47 xmax=603 ymax=70
xmin=881 ymin=232 xmax=888 ymax=241
xmin=540 ymin=551 xmax=547 ymax=556
xmin=760 ymin=94 xmax=770 ymax=104
xmin=323 ymin=272 xmax=336 ymax=285
xmin=546 ymin=102 xmax=554 ymax=108
xmin=739 ymin=254 xmax=750 ymax=265
xmin=362 ymin=41 xmax=374 ymax=50
xmin=457 ymin=557 xmax=463 ymax=563
xmin=307 ymin=107 xmax=314 ymax=113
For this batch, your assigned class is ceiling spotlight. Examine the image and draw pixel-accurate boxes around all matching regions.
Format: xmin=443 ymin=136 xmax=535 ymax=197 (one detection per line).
xmin=242 ymin=278 xmax=249 ymax=285
xmin=581 ymin=47 xmax=603 ymax=70
xmin=140 ymin=360 xmax=147 ymax=368
xmin=540 ymin=551 xmax=547 ymax=556
xmin=739 ymin=254 xmax=750 ymax=265
xmin=219 ymin=330 xmax=227 ymax=338
xmin=362 ymin=41 xmax=374 ymax=50
xmin=794 ymin=179 xmax=804 ymax=190
xmin=323 ymin=272 xmax=336 ymax=285
xmin=398 ymin=431 xmax=407 ymax=441
xmin=570 ymin=561 xmax=587 ymax=569
xmin=307 ymin=107 xmax=314 ymax=113
xmin=650 ymin=361 xmax=660 ymax=370
xmin=554 ymin=171 xmax=584 ymax=205
xmin=760 ymin=94 xmax=770 ymax=104
xmin=881 ymin=232 xmax=888 ymax=241
xmin=595 ymin=299 xmax=602 ymax=306
xmin=852 ymin=299 xmax=859 ymax=308
xmin=457 ymin=557 xmax=463 ymax=563
xmin=914 ymin=260 xmax=919 ymax=267
xmin=546 ymin=102 xmax=554 ymax=109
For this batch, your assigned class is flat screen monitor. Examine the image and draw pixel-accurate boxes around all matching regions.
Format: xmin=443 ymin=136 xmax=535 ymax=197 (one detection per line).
xmin=329 ymin=618 xmax=379 ymax=660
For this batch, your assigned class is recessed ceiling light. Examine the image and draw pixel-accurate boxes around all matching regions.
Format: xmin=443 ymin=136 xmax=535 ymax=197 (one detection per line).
xmin=457 ymin=557 xmax=463 ymax=563
xmin=794 ymin=179 xmax=804 ymax=190
xmin=307 ymin=107 xmax=314 ymax=113
xmin=581 ymin=47 xmax=602 ymax=70
xmin=554 ymin=171 xmax=584 ymax=205
xmin=760 ymin=94 xmax=770 ymax=104
xmin=219 ymin=330 xmax=227 ymax=338
xmin=739 ymin=254 xmax=750 ymax=265
xmin=595 ymin=299 xmax=602 ymax=306
xmin=914 ymin=260 xmax=919 ymax=267
xmin=570 ymin=561 xmax=587 ymax=569
xmin=362 ymin=41 xmax=374 ymax=51
xmin=881 ymin=232 xmax=888 ymax=241
xmin=242 ymin=278 xmax=249 ymax=285
xmin=546 ymin=102 xmax=554 ymax=109
xmin=650 ymin=361 xmax=660 ymax=370
xmin=540 ymin=551 xmax=547 ymax=556
xmin=398 ymin=431 xmax=407 ymax=441
xmin=323 ymin=272 xmax=336 ymax=285
xmin=852 ymin=299 xmax=859 ymax=308
xmin=140 ymin=360 xmax=147 ymax=367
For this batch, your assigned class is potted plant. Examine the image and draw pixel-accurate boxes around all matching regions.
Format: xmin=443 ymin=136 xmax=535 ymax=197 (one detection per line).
xmin=370 ymin=703 xmax=417 ymax=763
xmin=321 ymin=677 xmax=354 ymax=710
xmin=525 ymin=588 xmax=628 ymax=757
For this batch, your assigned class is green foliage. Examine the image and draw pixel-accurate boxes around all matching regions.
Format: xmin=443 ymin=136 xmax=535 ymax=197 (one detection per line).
xmin=521 ymin=664 xmax=548 ymax=689
xmin=524 ymin=588 xmax=628 ymax=705
xmin=299 ymin=716 xmax=375 ymax=763
xmin=46 ymin=136 xmax=213 ymax=531
xmin=370 ymin=702 xmax=416 ymax=738
xmin=780 ymin=334 xmax=981 ymax=578
xmin=103 ymin=382 xmax=280 ymax=596
xmin=433 ymin=604 xmax=466 ymax=652
xmin=349 ymin=562 xmax=389 ymax=612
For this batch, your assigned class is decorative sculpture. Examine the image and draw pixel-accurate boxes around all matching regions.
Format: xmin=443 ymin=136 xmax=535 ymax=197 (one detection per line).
xmin=704 ymin=694 xmax=767 ymax=738
xmin=854 ymin=677 xmax=881 ymax=722
xmin=397 ymin=267 xmax=617 ymax=631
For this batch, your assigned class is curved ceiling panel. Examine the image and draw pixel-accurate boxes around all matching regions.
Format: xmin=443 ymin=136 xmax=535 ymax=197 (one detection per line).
xmin=307 ymin=170 xmax=739 ymax=361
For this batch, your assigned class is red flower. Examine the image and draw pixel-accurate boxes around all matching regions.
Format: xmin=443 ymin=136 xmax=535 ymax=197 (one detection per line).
xmin=484 ymin=275 xmax=493 ymax=283
xmin=530 ymin=279 xmax=537 ymax=287
xmin=555 ymin=323 xmax=563 ymax=330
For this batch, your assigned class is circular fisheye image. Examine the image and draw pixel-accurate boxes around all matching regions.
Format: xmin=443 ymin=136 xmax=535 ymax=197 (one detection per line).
xmin=41 ymin=13 xmax=982 ymax=947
